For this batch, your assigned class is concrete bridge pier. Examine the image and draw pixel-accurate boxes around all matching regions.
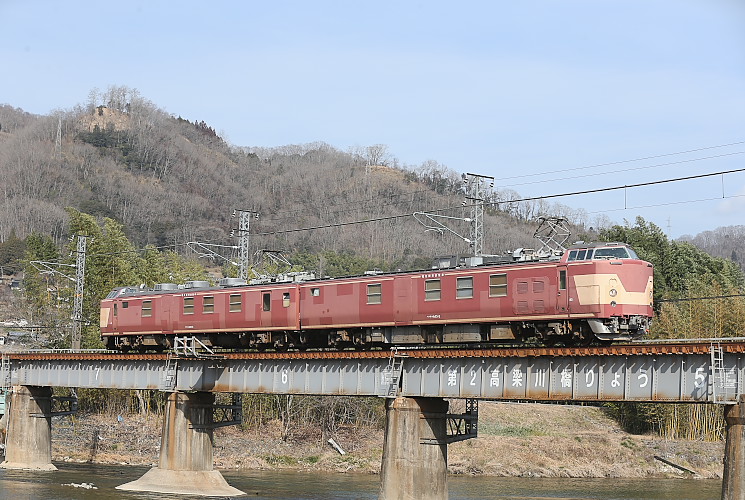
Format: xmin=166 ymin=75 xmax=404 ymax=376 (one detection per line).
xmin=722 ymin=398 xmax=745 ymax=500
xmin=117 ymin=391 xmax=243 ymax=497
xmin=379 ymin=397 xmax=449 ymax=500
xmin=0 ymin=385 xmax=56 ymax=471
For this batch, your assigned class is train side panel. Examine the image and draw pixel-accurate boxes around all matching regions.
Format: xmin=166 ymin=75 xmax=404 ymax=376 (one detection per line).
xmin=409 ymin=264 xmax=564 ymax=325
xmin=299 ymin=278 xmax=397 ymax=329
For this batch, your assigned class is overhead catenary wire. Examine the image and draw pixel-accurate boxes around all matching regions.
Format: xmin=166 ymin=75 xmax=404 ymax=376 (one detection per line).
xmin=502 ymin=150 xmax=745 ymax=189
xmin=38 ymin=162 xmax=745 ymax=260
xmin=255 ymin=166 xmax=745 ymax=236
xmin=497 ymin=140 xmax=745 ymax=182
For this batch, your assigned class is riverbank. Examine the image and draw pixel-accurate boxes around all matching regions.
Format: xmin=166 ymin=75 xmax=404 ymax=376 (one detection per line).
xmin=50 ymin=401 xmax=723 ymax=479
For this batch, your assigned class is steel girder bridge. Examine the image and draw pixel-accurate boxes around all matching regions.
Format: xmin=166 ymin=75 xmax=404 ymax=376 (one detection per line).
xmin=2 ymin=339 xmax=745 ymax=499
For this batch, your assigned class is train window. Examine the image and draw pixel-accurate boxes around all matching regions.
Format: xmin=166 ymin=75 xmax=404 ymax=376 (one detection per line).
xmin=122 ymin=301 xmax=128 ymax=309
xmin=559 ymin=270 xmax=567 ymax=290
xmin=203 ymin=296 xmax=214 ymax=314
xmin=283 ymin=292 xmax=291 ymax=307
xmin=489 ymin=274 xmax=507 ymax=297
xmin=263 ymin=292 xmax=271 ymax=312
xmin=183 ymin=297 xmax=194 ymax=315
xmin=311 ymin=288 xmax=320 ymax=297
xmin=593 ymin=247 xmax=632 ymax=259
xmin=456 ymin=277 xmax=473 ymax=299
xmin=568 ymin=249 xmax=592 ymax=261
xmin=425 ymin=279 xmax=441 ymax=301
xmin=229 ymin=293 xmax=242 ymax=312
xmin=367 ymin=283 xmax=382 ymax=304
xmin=113 ymin=304 xmax=118 ymax=316
xmin=142 ymin=300 xmax=152 ymax=318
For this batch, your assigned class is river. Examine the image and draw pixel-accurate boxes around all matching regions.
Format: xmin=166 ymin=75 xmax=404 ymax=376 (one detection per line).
xmin=0 ymin=464 xmax=722 ymax=499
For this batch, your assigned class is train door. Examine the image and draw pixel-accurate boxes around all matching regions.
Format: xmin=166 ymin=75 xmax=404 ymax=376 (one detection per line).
xmin=161 ymin=295 xmax=174 ymax=335
xmin=557 ymin=265 xmax=569 ymax=314
xmin=260 ymin=290 xmax=272 ymax=327
xmin=393 ymin=276 xmax=413 ymax=324
xmin=111 ymin=302 xmax=119 ymax=331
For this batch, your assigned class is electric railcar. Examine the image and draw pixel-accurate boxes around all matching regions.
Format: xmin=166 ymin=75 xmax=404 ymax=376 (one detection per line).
xmin=99 ymin=242 xmax=653 ymax=351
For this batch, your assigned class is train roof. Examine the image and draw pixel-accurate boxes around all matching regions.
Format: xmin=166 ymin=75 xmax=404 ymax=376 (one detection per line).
xmin=567 ymin=241 xmax=630 ymax=249
xmin=105 ymin=242 xmax=640 ymax=299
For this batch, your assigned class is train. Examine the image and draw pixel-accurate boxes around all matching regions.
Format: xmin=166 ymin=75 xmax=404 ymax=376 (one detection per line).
xmin=99 ymin=241 xmax=653 ymax=351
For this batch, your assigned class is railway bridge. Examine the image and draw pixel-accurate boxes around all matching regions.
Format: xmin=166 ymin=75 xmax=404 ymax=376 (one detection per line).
xmin=2 ymin=339 xmax=745 ymax=499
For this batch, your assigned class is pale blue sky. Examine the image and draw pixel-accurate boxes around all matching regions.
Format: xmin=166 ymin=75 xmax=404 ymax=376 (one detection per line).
xmin=2 ymin=0 xmax=744 ymax=238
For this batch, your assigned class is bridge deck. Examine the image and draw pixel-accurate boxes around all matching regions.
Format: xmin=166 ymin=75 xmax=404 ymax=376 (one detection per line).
xmin=2 ymin=341 xmax=743 ymax=403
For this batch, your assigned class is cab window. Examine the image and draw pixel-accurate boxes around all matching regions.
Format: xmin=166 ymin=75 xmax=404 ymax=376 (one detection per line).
xmin=593 ymin=247 xmax=632 ymax=259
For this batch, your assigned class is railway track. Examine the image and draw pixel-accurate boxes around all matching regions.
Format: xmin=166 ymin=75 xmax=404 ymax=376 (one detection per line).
xmin=6 ymin=339 xmax=745 ymax=361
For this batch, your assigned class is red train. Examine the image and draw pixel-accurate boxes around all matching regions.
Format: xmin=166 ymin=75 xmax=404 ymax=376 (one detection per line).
xmin=99 ymin=242 xmax=653 ymax=351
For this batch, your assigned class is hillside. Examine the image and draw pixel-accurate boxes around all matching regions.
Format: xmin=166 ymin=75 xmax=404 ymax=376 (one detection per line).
xmin=0 ymin=87 xmax=602 ymax=272
xmin=679 ymin=225 xmax=745 ymax=272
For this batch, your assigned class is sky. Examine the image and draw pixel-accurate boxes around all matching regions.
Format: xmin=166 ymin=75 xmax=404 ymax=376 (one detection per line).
xmin=2 ymin=0 xmax=744 ymax=239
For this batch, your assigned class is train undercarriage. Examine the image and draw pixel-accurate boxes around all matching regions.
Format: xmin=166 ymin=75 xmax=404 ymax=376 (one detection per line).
xmin=103 ymin=316 xmax=649 ymax=352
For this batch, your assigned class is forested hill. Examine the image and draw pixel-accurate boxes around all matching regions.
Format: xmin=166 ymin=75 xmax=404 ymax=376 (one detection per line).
xmin=0 ymin=85 xmax=742 ymax=274
xmin=0 ymin=86 xmax=599 ymax=269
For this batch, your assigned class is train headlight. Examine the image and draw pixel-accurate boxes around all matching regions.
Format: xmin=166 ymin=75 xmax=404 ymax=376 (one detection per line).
xmin=609 ymin=288 xmax=617 ymax=297
xmin=610 ymin=301 xmax=617 ymax=307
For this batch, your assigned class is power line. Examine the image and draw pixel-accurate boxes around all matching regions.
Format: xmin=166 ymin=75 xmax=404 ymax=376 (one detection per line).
xmin=497 ymin=140 xmax=745 ymax=182
xmin=489 ymin=166 xmax=745 ymax=206
xmin=256 ymin=166 xmax=745 ymax=236
xmin=503 ymin=151 xmax=745 ymax=189
xmin=586 ymin=193 xmax=745 ymax=216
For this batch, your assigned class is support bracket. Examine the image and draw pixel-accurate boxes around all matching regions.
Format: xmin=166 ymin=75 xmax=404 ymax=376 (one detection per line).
xmin=30 ymin=393 xmax=79 ymax=418
xmin=420 ymin=398 xmax=478 ymax=444
xmin=190 ymin=394 xmax=243 ymax=429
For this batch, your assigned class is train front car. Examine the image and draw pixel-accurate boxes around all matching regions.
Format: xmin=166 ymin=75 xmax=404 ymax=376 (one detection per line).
xmin=562 ymin=242 xmax=653 ymax=342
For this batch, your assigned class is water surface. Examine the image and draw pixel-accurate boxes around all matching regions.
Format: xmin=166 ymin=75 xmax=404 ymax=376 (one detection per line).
xmin=0 ymin=463 xmax=722 ymax=500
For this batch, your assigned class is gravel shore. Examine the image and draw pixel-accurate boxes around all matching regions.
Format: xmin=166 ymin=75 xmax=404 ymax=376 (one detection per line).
xmin=50 ymin=401 xmax=724 ymax=479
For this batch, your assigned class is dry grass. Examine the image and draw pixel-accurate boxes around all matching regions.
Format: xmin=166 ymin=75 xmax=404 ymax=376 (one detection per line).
xmin=49 ymin=402 xmax=724 ymax=479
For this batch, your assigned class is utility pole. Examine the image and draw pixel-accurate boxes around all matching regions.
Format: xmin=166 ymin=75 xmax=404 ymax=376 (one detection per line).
xmin=232 ymin=210 xmax=259 ymax=281
xmin=462 ymin=173 xmax=494 ymax=256
xmin=29 ymin=234 xmax=87 ymax=350
xmin=71 ymin=235 xmax=87 ymax=350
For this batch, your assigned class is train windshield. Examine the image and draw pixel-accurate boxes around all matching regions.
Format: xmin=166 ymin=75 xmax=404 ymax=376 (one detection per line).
xmin=593 ymin=246 xmax=638 ymax=260
xmin=568 ymin=245 xmax=638 ymax=261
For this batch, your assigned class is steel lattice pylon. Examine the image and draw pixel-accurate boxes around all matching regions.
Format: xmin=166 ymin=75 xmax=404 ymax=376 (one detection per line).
xmin=464 ymin=173 xmax=494 ymax=256
xmin=232 ymin=209 xmax=257 ymax=282
xmin=71 ymin=235 xmax=87 ymax=350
